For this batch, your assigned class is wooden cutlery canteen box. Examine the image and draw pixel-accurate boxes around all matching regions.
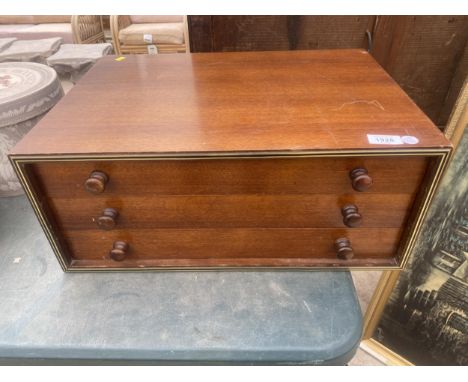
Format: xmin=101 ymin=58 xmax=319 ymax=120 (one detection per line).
xmin=10 ymin=50 xmax=452 ymax=271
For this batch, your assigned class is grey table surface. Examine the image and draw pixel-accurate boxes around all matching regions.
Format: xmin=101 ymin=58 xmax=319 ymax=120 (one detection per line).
xmin=0 ymin=196 xmax=362 ymax=365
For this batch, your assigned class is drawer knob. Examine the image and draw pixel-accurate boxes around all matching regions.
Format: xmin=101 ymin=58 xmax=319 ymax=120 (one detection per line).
xmin=85 ymin=171 xmax=109 ymax=194
xmin=97 ymin=208 xmax=119 ymax=230
xmin=341 ymin=204 xmax=362 ymax=228
xmin=109 ymin=241 xmax=129 ymax=261
xmin=349 ymin=168 xmax=372 ymax=192
xmin=335 ymin=238 xmax=354 ymax=260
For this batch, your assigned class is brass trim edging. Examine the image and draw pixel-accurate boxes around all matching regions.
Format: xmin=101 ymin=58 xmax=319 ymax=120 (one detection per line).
xmin=361 ymin=339 xmax=413 ymax=366
xmin=362 ymin=270 xmax=401 ymax=339
xmin=399 ymin=150 xmax=451 ymax=269
xmin=10 ymin=148 xmax=451 ymax=272
xmin=10 ymin=147 xmax=451 ymax=162
xmin=64 ymin=265 xmax=402 ymax=273
xmin=444 ymin=79 xmax=467 ymax=146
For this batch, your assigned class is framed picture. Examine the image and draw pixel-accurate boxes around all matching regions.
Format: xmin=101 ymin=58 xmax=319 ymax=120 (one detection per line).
xmin=361 ymin=81 xmax=468 ymax=365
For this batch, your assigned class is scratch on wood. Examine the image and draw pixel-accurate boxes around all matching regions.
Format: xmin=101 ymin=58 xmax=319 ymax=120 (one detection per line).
xmin=337 ymin=99 xmax=385 ymax=111
xmin=445 ymin=32 xmax=457 ymax=46
xmin=326 ymin=130 xmax=339 ymax=145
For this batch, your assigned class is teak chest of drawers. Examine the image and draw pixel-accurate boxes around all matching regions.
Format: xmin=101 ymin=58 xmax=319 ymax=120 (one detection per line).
xmin=10 ymin=50 xmax=451 ymax=271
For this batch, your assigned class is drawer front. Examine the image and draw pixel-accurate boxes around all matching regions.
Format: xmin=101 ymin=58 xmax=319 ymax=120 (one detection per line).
xmin=46 ymin=194 xmax=414 ymax=230
xmin=30 ymin=156 xmax=429 ymax=197
xmin=64 ymin=227 xmax=401 ymax=262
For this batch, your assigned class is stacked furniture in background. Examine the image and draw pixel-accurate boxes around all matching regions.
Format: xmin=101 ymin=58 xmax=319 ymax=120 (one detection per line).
xmin=0 ymin=38 xmax=17 ymax=52
xmin=110 ymin=15 xmax=189 ymax=54
xmin=0 ymin=37 xmax=63 ymax=64
xmin=0 ymin=38 xmax=113 ymax=82
xmin=47 ymin=43 xmax=113 ymax=83
xmin=0 ymin=62 xmax=63 ymax=196
xmin=0 ymin=16 xmax=105 ymax=44
xmin=0 ymin=18 xmax=111 ymax=196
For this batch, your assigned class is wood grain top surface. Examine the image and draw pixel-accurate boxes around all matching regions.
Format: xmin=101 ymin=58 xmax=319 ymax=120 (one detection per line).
xmin=11 ymin=50 xmax=450 ymax=157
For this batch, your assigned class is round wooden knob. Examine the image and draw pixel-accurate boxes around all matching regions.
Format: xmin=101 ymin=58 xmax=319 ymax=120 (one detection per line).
xmin=341 ymin=204 xmax=362 ymax=228
xmin=109 ymin=241 xmax=129 ymax=261
xmin=349 ymin=168 xmax=372 ymax=192
xmin=335 ymin=238 xmax=354 ymax=260
xmin=97 ymin=208 xmax=119 ymax=230
xmin=84 ymin=171 xmax=108 ymax=194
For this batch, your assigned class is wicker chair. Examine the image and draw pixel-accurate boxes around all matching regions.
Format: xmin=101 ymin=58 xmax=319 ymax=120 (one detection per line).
xmin=110 ymin=15 xmax=189 ymax=54
xmin=0 ymin=16 xmax=105 ymax=44
xmin=71 ymin=16 xmax=106 ymax=44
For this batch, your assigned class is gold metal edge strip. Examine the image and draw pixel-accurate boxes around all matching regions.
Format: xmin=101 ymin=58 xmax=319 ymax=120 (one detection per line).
xmin=11 ymin=149 xmax=450 ymax=272
xmin=444 ymin=79 xmax=467 ymax=144
xmin=362 ymin=270 xmax=401 ymax=339
xmin=10 ymin=148 xmax=451 ymax=162
xmin=398 ymin=150 xmax=452 ymax=269
xmin=361 ymin=339 xmax=413 ymax=366
xmin=64 ymin=265 xmax=402 ymax=273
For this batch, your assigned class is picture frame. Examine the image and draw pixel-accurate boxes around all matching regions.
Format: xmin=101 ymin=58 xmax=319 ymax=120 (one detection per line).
xmin=361 ymin=80 xmax=468 ymax=365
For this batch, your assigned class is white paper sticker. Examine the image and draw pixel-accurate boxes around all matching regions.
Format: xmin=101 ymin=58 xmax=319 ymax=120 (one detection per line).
xmin=143 ymin=34 xmax=153 ymax=43
xmin=367 ymin=134 xmax=403 ymax=145
xmin=401 ymin=136 xmax=419 ymax=144
xmin=147 ymin=45 xmax=158 ymax=55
